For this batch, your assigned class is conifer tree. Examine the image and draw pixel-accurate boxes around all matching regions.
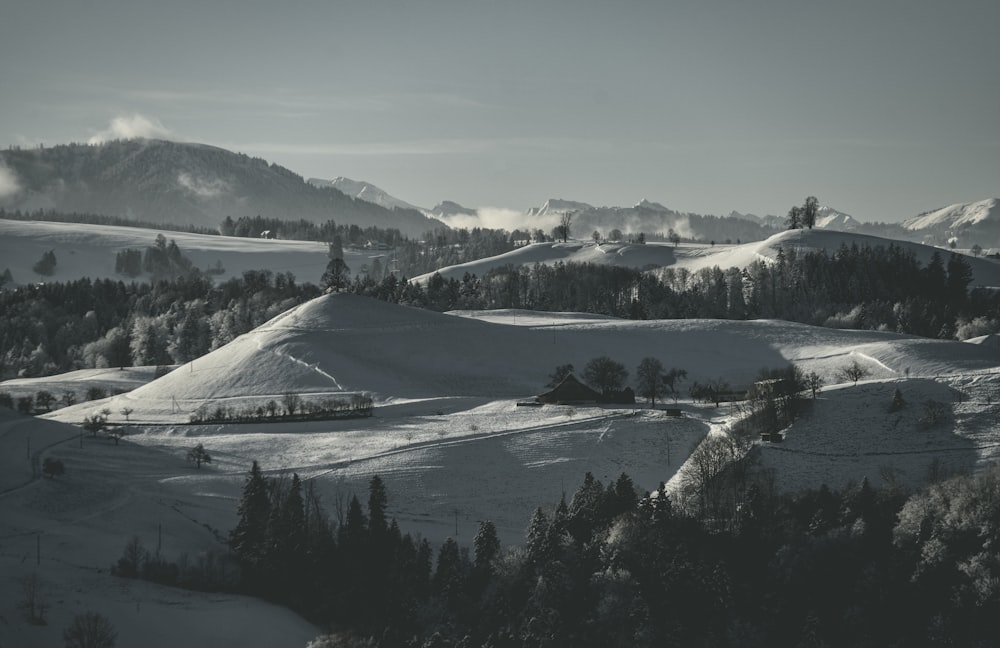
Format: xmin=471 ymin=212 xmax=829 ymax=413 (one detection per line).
xmin=367 ymin=475 xmax=388 ymax=538
xmin=230 ymin=461 xmax=271 ymax=574
xmin=473 ymin=520 xmax=500 ymax=572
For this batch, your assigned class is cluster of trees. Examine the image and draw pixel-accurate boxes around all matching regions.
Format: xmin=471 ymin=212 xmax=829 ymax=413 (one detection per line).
xmin=0 ymin=270 xmax=320 ymax=378
xmin=220 ymin=214 xmax=405 ymax=248
xmin=785 ymin=195 xmax=819 ymax=229
xmin=32 ymin=249 xmax=58 ymax=276
xmin=351 ymin=243 xmax=995 ymax=341
xmin=0 ymin=386 xmax=126 ymax=415
xmin=113 ymin=234 xmax=201 ymax=280
xmin=109 ymin=461 xmax=1000 ymax=646
xmin=188 ymin=393 xmax=374 ymax=424
xmin=221 ymin=215 xmax=519 ymax=280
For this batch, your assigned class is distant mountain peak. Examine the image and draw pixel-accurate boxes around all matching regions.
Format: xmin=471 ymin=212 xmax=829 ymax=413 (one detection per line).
xmin=814 ymin=206 xmax=860 ymax=231
xmin=527 ymin=198 xmax=594 ymax=217
xmin=431 ymin=200 xmax=477 ymax=217
xmin=635 ymin=199 xmax=671 ymax=212
xmin=308 ymin=176 xmax=424 ymax=212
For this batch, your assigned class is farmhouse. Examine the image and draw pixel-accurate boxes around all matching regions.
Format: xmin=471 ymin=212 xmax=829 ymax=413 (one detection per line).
xmin=536 ymin=374 xmax=603 ymax=405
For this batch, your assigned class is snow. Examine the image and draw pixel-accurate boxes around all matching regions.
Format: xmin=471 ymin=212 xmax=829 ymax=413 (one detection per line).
xmin=814 ymin=206 xmax=859 ymax=231
xmin=0 ymin=218 xmax=383 ymax=287
xmin=308 ymin=176 xmax=426 ymax=213
xmin=902 ymin=198 xmax=999 ymax=231
xmin=414 ymin=229 xmax=1000 ymax=288
xmin=4 ymin=224 xmax=1000 ymax=644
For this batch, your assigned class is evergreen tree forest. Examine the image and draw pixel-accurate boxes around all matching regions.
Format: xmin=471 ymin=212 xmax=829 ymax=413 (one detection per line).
xmin=0 ymin=270 xmax=320 ymax=378
xmin=352 ymin=244 xmax=998 ymax=341
xmin=113 ymin=462 xmax=1000 ymax=647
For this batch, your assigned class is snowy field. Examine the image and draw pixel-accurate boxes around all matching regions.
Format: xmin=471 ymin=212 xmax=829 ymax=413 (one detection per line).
xmin=3 ymin=293 xmax=1000 ymax=646
xmin=0 ymin=218 xmax=383 ymax=287
xmin=5 ymin=218 xmax=999 ymax=294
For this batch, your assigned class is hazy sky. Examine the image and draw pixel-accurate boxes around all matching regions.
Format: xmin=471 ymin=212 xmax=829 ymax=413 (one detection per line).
xmin=1 ymin=0 xmax=997 ymax=222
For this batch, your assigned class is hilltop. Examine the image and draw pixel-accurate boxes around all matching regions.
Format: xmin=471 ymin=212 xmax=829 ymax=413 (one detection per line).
xmin=415 ymin=228 xmax=1000 ymax=288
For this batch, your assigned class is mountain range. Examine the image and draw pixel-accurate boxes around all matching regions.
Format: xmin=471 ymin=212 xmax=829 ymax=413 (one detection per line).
xmin=1 ymin=138 xmax=997 ymax=248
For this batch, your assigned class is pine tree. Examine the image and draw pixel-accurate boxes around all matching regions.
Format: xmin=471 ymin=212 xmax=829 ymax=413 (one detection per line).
xmin=368 ymin=475 xmax=388 ymax=538
xmin=230 ymin=461 xmax=271 ymax=575
xmin=526 ymin=507 xmax=550 ymax=565
xmin=473 ymin=520 xmax=500 ymax=571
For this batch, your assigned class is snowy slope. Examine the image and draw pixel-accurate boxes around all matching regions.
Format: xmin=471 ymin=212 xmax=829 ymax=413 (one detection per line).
xmin=3 ymin=293 xmax=998 ymax=646
xmin=814 ymin=206 xmax=860 ymax=231
xmin=526 ymin=198 xmax=595 ymax=217
xmin=39 ymin=292 xmax=1000 ymax=426
xmin=308 ymin=176 xmax=425 ymax=213
xmin=0 ymin=411 xmax=320 ymax=647
xmin=0 ymin=218 xmax=384 ymax=286
xmin=903 ymin=198 xmax=999 ymax=231
xmin=414 ymin=229 xmax=1000 ymax=288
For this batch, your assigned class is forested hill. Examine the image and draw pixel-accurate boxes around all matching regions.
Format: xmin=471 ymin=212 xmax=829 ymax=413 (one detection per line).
xmin=0 ymin=140 xmax=443 ymax=237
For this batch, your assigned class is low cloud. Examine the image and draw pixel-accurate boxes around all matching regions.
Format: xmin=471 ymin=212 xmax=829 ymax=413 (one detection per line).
xmin=88 ymin=114 xmax=172 ymax=144
xmin=177 ymin=172 xmax=230 ymax=199
xmin=0 ymin=164 xmax=21 ymax=201
xmin=435 ymin=206 xmax=544 ymax=232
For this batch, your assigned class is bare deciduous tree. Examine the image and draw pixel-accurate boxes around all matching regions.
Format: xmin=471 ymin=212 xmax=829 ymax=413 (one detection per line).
xmin=63 ymin=611 xmax=118 ymax=648
xmin=836 ymin=360 xmax=871 ymax=385
xmin=187 ymin=443 xmax=212 ymax=468
xmin=18 ymin=572 xmax=48 ymax=625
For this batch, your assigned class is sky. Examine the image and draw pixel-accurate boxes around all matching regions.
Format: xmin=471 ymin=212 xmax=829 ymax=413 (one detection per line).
xmin=1 ymin=0 xmax=997 ymax=223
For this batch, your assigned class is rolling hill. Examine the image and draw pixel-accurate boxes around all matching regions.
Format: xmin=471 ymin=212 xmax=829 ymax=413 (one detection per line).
xmin=414 ymin=228 xmax=1000 ymax=288
xmin=5 ymin=290 xmax=1000 ymax=646
xmin=0 ymin=218 xmax=387 ymax=287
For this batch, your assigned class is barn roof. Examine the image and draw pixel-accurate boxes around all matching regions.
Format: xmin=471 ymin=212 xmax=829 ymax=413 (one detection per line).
xmin=536 ymin=373 xmax=603 ymax=404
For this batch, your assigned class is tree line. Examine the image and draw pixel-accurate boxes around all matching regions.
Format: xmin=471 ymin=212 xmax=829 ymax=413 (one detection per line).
xmin=111 ymin=461 xmax=1000 ymax=646
xmin=0 ymin=269 xmax=320 ymax=379
xmin=351 ymin=243 xmax=996 ymax=341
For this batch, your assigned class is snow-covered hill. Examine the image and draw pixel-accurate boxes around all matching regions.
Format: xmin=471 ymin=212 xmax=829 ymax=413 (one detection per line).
xmin=0 ymin=218 xmax=386 ymax=287
xmin=415 ymin=228 xmax=1000 ymax=288
xmin=4 ymin=291 xmax=999 ymax=646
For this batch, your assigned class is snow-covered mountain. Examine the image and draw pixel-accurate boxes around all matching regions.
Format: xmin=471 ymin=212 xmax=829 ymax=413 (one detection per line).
xmin=526 ymin=198 xmax=595 ymax=218
xmin=526 ymin=198 xmax=776 ymax=244
xmin=814 ymin=206 xmax=860 ymax=231
xmin=903 ymin=198 xmax=999 ymax=231
xmin=308 ymin=176 xmax=425 ymax=213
